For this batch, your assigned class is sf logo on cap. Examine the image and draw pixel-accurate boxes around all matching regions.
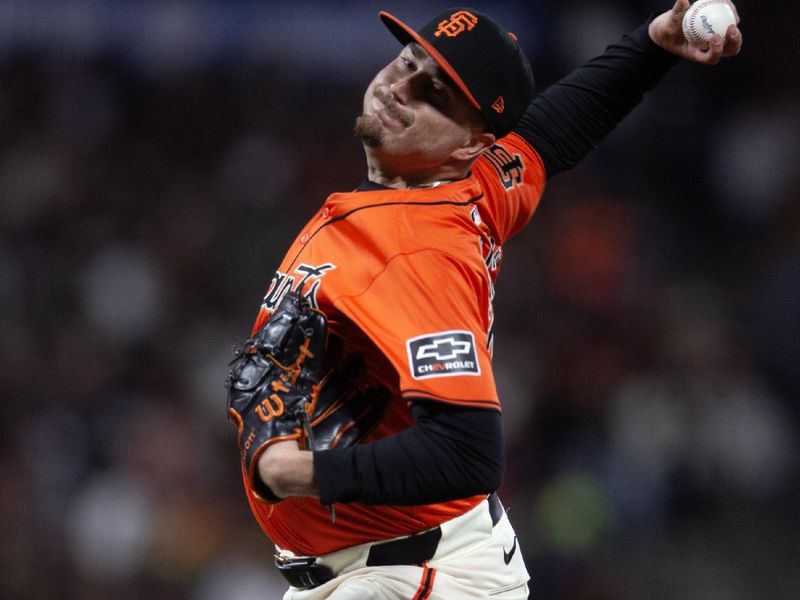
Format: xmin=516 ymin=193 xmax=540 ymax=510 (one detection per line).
xmin=434 ymin=10 xmax=478 ymax=38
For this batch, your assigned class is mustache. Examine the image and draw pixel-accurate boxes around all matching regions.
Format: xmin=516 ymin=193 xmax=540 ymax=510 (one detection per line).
xmin=374 ymin=87 xmax=413 ymax=127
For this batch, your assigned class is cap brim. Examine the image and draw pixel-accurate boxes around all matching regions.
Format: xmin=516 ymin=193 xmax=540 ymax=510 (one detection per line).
xmin=379 ymin=11 xmax=481 ymax=111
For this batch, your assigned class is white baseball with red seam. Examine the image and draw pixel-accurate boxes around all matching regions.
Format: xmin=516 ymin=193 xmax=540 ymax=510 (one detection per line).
xmin=682 ymin=0 xmax=736 ymax=49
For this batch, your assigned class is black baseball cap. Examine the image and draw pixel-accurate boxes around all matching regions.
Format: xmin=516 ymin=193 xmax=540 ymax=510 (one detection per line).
xmin=379 ymin=7 xmax=535 ymax=138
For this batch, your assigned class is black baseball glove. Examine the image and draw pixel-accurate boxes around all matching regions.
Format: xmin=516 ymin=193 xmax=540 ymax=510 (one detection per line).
xmin=226 ymin=291 xmax=388 ymax=503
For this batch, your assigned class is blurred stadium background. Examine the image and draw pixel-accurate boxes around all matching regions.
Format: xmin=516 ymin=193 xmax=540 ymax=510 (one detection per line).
xmin=1 ymin=1 xmax=798 ymax=598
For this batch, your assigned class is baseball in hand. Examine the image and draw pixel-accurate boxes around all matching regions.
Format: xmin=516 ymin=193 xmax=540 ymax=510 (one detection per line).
xmin=682 ymin=0 xmax=736 ymax=48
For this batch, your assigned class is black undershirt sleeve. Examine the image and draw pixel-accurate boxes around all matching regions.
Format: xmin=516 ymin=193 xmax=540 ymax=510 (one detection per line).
xmin=516 ymin=17 xmax=680 ymax=177
xmin=314 ymin=401 xmax=503 ymax=506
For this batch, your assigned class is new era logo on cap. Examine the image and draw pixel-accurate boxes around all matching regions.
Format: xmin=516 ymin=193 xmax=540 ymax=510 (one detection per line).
xmin=491 ymin=96 xmax=505 ymax=113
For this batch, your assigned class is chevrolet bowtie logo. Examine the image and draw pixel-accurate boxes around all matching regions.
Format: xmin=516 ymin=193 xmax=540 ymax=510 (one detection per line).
xmin=407 ymin=330 xmax=480 ymax=379
xmin=416 ymin=336 xmax=471 ymax=361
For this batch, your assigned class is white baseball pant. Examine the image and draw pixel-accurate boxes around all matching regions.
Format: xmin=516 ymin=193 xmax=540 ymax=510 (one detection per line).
xmin=280 ymin=495 xmax=530 ymax=599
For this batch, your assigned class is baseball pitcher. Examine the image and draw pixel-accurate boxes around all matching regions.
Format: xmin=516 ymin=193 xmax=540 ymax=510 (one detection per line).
xmin=225 ymin=2 xmax=742 ymax=598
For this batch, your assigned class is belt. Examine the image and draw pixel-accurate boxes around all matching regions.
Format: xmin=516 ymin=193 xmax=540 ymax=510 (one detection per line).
xmin=275 ymin=493 xmax=504 ymax=590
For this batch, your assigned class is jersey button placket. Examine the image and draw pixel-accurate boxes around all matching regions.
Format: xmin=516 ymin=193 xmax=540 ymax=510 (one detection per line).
xmin=300 ymin=232 xmax=310 ymax=244
xmin=322 ymin=207 xmax=331 ymax=219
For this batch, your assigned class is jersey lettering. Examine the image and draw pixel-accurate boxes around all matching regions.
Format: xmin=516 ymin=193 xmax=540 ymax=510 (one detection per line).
xmin=483 ymin=144 xmax=524 ymax=190
xmin=483 ymin=236 xmax=502 ymax=271
xmin=262 ymin=263 xmax=336 ymax=311
xmin=478 ymin=235 xmax=501 ymax=353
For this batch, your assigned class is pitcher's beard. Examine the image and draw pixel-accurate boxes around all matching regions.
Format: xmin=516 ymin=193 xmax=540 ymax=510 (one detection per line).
xmin=354 ymin=114 xmax=383 ymax=147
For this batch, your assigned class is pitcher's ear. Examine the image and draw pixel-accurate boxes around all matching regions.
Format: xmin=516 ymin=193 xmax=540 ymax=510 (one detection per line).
xmin=452 ymin=131 xmax=496 ymax=162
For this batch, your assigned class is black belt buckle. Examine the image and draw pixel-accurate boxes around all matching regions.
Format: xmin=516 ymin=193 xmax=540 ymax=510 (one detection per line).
xmin=274 ymin=554 xmax=334 ymax=590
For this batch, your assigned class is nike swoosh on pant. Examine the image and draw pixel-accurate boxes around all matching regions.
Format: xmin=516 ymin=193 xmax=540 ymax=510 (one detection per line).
xmin=503 ymin=536 xmax=518 ymax=565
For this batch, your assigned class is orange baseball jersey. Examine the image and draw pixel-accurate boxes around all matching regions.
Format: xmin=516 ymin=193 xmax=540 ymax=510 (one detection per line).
xmin=243 ymin=132 xmax=546 ymax=556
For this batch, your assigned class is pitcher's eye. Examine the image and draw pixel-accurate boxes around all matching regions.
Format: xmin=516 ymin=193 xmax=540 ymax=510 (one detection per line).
xmin=426 ymin=82 xmax=450 ymax=110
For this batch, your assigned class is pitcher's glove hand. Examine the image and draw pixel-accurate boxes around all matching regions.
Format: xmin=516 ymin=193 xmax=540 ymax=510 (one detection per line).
xmin=226 ymin=291 xmax=388 ymax=503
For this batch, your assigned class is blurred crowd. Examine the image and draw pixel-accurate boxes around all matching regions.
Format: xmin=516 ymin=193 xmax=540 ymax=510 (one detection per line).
xmin=1 ymin=1 xmax=798 ymax=599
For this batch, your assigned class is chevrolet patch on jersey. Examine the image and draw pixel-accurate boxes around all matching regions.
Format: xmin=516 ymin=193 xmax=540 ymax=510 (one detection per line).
xmin=407 ymin=330 xmax=480 ymax=379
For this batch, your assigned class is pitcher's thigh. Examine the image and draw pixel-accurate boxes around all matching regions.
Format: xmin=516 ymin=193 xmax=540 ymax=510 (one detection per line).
xmin=327 ymin=579 xmax=389 ymax=599
xmin=295 ymin=565 xmax=431 ymax=600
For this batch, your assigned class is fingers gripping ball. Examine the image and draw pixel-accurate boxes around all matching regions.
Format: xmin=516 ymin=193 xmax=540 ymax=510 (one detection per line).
xmin=682 ymin=0 xmax=736 ymax=49
xmin=226 ymin=291 xmax=329 ymax=502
